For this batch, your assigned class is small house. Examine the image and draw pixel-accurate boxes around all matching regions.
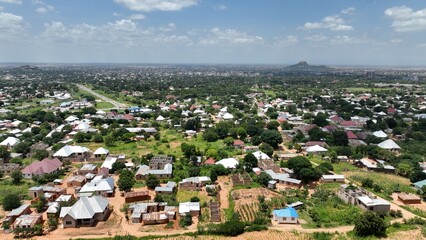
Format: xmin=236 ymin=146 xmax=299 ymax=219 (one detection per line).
xmin=272 ymin=207 xmax=299 ymax=224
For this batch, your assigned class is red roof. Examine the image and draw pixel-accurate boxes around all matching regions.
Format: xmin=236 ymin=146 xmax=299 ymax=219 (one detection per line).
xmin=212 ymin=104 xmax=221 ymax=109
xmin=233 ymin=140 xmax=245 ymax=146
xmin=277 ymin=118 xmax=287 ymax=123
xmin=346 ymin=130 xmax=358 ymax=139
xmin=123 ymin=114 xmax=135 ymax=121
xmin=204 ymin=158 xmax=216 ymax=165
xmin=387 ymin=108 xmax=396 ymax=114
xmin=330 ymin=116 xmax=343 ymax=122
xmin=22 ymin=158 xmax=62 ymax=175
xmin=340 ymin=121 xmax=357 ymax=127
xmin=257 ymin=102 xmax=265 ymax=107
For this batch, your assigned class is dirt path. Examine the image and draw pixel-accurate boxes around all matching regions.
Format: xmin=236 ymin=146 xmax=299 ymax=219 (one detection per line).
xmin=217 ymin=176 xmax=231 ymax=209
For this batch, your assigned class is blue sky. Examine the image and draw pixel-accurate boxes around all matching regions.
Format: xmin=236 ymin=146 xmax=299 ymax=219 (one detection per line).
xmin=1 ymin=0 xmax=426 ymax=65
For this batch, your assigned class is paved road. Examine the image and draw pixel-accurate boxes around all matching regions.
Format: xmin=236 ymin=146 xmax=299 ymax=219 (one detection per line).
xmin=77 ymin=84 xmax=128 ymax=109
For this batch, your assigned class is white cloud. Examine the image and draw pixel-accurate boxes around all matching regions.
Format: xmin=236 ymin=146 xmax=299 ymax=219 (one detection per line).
xmin=301 ymin=14 xmax=353 ymax=31
xmin=129 ymin=13 xmax=145 ymax=20
xmin=33 ymin=0 xmax=54 ymax=14
xmin=159 ymin=22 xmax=175 ymax=31
xmin=0 ymin=11 xmax=25 ymax=40
xmin=199 ymin=28 xmax=263 ymax=45
xmin=0 ymin=6 xmax=3 ymax=11
xmin=214 ymin=4 xmax=226 ymax=10
xmin=305 ymin=34 xmax=328 ymax=42
xmin=113 ymin=12 xmax=122 ymax=17
xmin=330 ymin=35 xmax=372 ymax=44
xmin=341 ymin=7 xmax=355 ymax=15
xmin=385 ymin=6 xmax=426 ymax=32
xmin=390 ymin=39 xmax=403 ymax=44
xmin=36 ymin=6 xmax=54 ymax=14
xmin=274 ymin=35 xmax=299 ymax=46
xmin=114 ymin=0 xmax=198 ymax=12
xmin=0 ymin=0 xmax=21 ymax=4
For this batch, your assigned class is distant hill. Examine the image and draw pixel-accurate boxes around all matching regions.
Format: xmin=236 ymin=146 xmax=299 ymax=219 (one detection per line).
xmin=284 ymin=61 xmax=332 ymax=72
xmin=14 ymin=65 xmax=41 ymax=71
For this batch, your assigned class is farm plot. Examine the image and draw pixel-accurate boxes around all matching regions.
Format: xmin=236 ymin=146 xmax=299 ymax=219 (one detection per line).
xmin=235 ymin=202 xmax=260 ymax=222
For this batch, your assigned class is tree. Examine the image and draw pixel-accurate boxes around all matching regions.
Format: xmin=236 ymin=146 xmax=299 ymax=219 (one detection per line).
xmin=266 ymin=121 xmax=280 ymax=130
xmin=110 ymin=161 xmax=126 ymax=174
xmin=117 ymin=169 xmax=136 ymax=192
xmin=146 ymin=174 xmax=159 ymax=190
xmin=259 ymin=143 xmax=274 ymax=157
xmin=92 ymin=134 xmax=104 ymax=143
xmin=35 ymin=196 xmax=46 ymax=213
xmin=0 ymin=146 xmax=10 ymax=160
xmin=223 ymin=137 xmax=234 ymax=146
xmin=361 ymin=178 xmax=374 ymax=188
xmin=2 ymin=193 xmax=21 ymax=211
xmin=243 ymin=153 xmax=258 ymax=172
xmin=210 ymin=164 xmax=228 ymax=182
xmin=33 ymin=149 xmax=49 ymax=160
xmin=180 ymin=214 xmax=192 ymax=227
xmin=299 ymin=167 xmax=322 ymax=183
xmin=318 ymin=162 xmax=333 ymax=171
xmin=203 ymin=128 xmax=219 ymax=142
xmin=308 ymin=127 xmax=327 ymax=141
xmin=312 ymin=113 xmax=329 ymax=127
xmin=329 ymin=130 xmax=348 ymax=146
xmin=236 ymin=127 xmax=247 ymax=139
xmin=260 ymin=130 xmax=283 ymax=148
xmin=181 ymin=143 xmax=198 ymax=158
xmin=287 ymin=156 xmax=312 ymax=173
xmin=410 ymin=170 xmax=426 ymax=183
xmin=105 ymin=135 xmax=115 ymax=147
xmin=354 ymin=211 xmax=387 ymax=237
xmin=11 ymin=170 xmax=22 ymax=185
xmin=13 ymin=142 xmax=31 ymax=154
xmin=190 ymin=197 xmax=200 ymax=202
xmin=257 ymin=172 xmax=272 ymax=186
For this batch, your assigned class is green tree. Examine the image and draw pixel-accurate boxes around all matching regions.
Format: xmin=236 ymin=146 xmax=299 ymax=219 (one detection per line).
xmin=33 ymin=149 xmax=49 ymax=160
xmin=354 ymin=212 xmax=387 ymax=237
xmin=117 ymin=169 xmax=136 ymax=192
xmin=242 ymin=153 xmax=258 ymax=172
xmin=0 ymin=146 xmax=10 ymax=160
xmin=266 ymin=121 xmax=280 ymax=130
xmin=260 ymin=130 xmax=283 ymax=148
xmin=287 ymin=156 xmax=312 ymax=173
xmin=92 ymin=134 xmax=104 ymax=143
xmin=259 ymin=143 xmax=274 ymax=157
xmin=146 ymin=174 xmax=160 ymax=190
xmin=203 ymin=128 xmax=219 ymax=142
xmin=236 ymin=127 xmax=247 ymax=139
xmin=2 ymin=194 xmax=21 ymax=211
xmin=11 ymin=170 xmax=23 ymax=185
xmin=13 ymin=142 xmax=31 ymax=154
xmin=361 ymin=178 xmax=374 ymax=188
xmin=312 ymin=113 xmax=329 ymax=127
xmin=223 ymin=137 xmax=234 ymax=146
xmin=105 ymin=135 xmax=115 ymax=147
xmin=190 ymin=197 xmax=200 ymax=202
xmin=329 ymin=130 xmax=348 ymax=146
xmin=256 ymin=172 xmax=272 ymax=186
xmin=110 ymin=161 xmax=126 ymax=174
xmin=180 ymin=214 xmax=192 ymax=227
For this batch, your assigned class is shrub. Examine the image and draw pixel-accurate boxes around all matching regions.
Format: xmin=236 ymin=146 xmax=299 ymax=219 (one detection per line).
xmin=354 ymin=211 xmax=387 ymax=237
xmin=2 ymin=193 xmax=21 ymax=211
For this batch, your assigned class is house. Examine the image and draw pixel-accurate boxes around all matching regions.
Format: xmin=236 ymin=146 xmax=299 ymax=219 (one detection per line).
xmin=78 ymin=164 xmax=98 ymax=175
xmin=67 ymin=175 xmax=86 ymax=187
xmin=355 ymin=158 xmax=395 ymax=173
xmin=179 ymin=202 xmax=200 ymax=217
xmin=305 ymin=141 xmax=328 ymax=148
xmin=215 ymin=158 xmax=239 ymax=169
xmin=79 ymin=176 xmax=115 ymax=197
xmin=93 ymin=147 xmax=109 ymax=159
xmin=135 ymin=163 xmax=173 ymax=180
xmin=12 ymin=214 xmax=43 ymax=229
xmin=101 ymin=156 xmax=118 ymax=170
xmin=233 ymin=140 xmax=245 ymax=148
xmin=124 ymin=191 xmax=151 ymax=203
xmin=265 ymin=170 xmax=301 ymax=187
xmin=272 ymin=207 xmax=299 ymax=224
xmin=149 ymin=155 xmax=173 ymax=170
xmin=306 ymin=145 xmax=328 ymax=154
xmin=60 ymin=196 xmax=110 ymax=228
xmin=258 ymin=159 xmax=280 ymax=172
xmin=53 ymin=145 xmax=90 ymax=162
xmin=3 ymin=204 xmax=31 ymax=225
xmin=252 ymin=151 xmax=271 ymax=160
xmin=0 ymin=136 xmax=20 ymax=148
xmin=321 ymin=175 xmax=346 ymax=183
xmin=21 ymin=158 xmax=62 ymax=179
xmin=28 ymin=185 xmax=66 ymax=201
xmin=129 ymin=202 xmax=175 ymax=224
xmin=373 ymin=130 xmax=387 ymax=138
xmin=155 ymin=181 xmax=176 ymax=194
xmin=413 ymin=179 xmax=426 ymax=191
xmin=0 ymin=163 xmax=20 ymax=176
xmin=179 ymin=176 xmax=211 ymax=191
xmin=203 ymin=157 xmax=215 ymax=165
xmin=397 ymin=193 xmax=421 ymax=204
xmin=337 ymin=184 xmax=390 ymax=212
xmin=377 ymin=139 xmax=401 ymax=151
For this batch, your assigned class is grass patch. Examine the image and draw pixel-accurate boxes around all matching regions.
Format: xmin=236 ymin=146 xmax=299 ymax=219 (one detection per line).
xmin=400 ymin=205 xmax=426 ymax=218
xmin=332 ymin=162 xmax=359 ymax=174
xmin=0 ymin=179 xmax=35 ymax=204
xmin=96 ymin=101 xmax=114 ymax=109
xmin=345 ymin=171 xmax=416 ymax=199
xmin=176 ymin=190 xmax=208 ymax=206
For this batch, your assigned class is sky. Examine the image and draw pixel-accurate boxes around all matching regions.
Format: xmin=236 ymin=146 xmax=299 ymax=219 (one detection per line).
xmin=1 ymin=0 xmax=426 ymax=65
